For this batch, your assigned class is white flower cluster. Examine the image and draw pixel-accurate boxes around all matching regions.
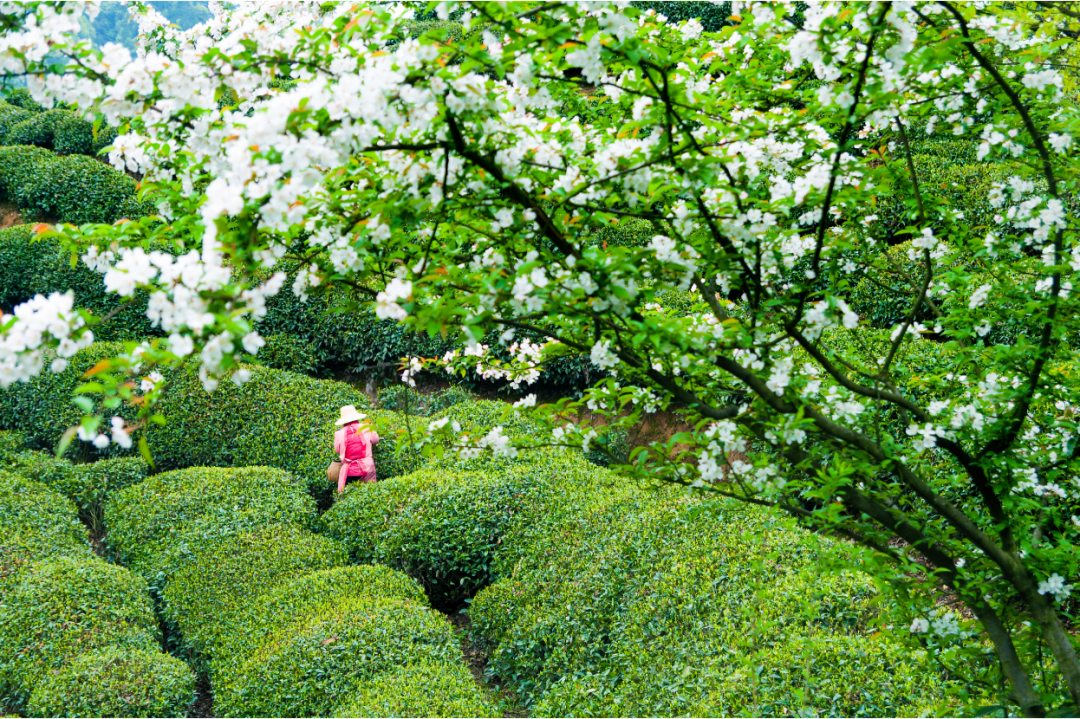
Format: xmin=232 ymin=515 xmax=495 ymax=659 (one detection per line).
xmin=0 ymin=293 xmax=94 ymax=387
xmin=78 ymin=416 xmax=133 ymax=450
xmin=729 ymin=460 xmax=786 ymax=495
xmin=375 ymin=278 xmax=412 ymax=322
xmin=590 ymin=340 xmax=620 ymax=371
xmin=697 ymin=420 xmax=747 ymax=484
xmin=401 ymin=356 xmax=423 ymax=388
xmin=457 ymin=425 xmax=517 ymax=460
xmin=803 ymin=298 xmax=859 ymax=340
xmin=909 ymin=609 xmax=964 ymax=638
xmin=1038 ymin=573 xmax=1074 ymax=601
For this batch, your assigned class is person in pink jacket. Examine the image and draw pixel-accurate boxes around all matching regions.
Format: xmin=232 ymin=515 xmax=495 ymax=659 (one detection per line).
xmin=332 ymin=404 xmax=380 ymax=493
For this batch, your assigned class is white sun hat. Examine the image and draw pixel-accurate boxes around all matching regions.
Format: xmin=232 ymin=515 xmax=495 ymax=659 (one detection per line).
xmin=335 ymin=404 xmax=367 ymax=426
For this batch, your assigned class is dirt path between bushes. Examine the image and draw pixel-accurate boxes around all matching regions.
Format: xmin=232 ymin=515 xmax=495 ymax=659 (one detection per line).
xmin=189 ymin=674 xmax=214 ymax=718
xmin=0 ymin=202 xmax=21 ymax=228
xmin=445 ymin=611 xmax=528 ymax=718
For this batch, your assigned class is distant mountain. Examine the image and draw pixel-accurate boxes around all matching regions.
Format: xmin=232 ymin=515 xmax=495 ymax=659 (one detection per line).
xmin=83 ymin=1 xmax=212 ymax=51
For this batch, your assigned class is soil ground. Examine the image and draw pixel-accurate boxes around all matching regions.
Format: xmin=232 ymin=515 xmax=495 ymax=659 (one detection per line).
xmin=445 ymin=611 xmax=528 ymax=718
xmin=0 ymin=202 xmax=22 ymax=228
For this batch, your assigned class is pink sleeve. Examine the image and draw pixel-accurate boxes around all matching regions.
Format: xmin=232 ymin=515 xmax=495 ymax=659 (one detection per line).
xmin=333 ymin=428 xmax=345 ymax=460
xmin=369 ymin=430 xmax=380 ymax=445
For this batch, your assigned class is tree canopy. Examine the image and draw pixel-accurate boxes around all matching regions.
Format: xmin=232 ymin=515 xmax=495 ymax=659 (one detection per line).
xmin=1 ymin=2 xmax=1080 ymax=714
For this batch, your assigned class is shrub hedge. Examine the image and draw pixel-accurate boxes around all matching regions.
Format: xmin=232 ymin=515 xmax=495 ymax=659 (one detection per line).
xmin=0 ymin=466 xmax=194 ymax=719
xmin=322 ymin=446 xmax=628 ymax=610
xmin=259 ymin=333 xmax=319 ymax=375
xmin=25 ymin=646 xmax=195 ymax=719
xmin=0 ymin=557 xmax=161 ymax=709
xmin=331 ymin=661 xmax=498 ymax=718
xmin=211 ymin=565 xmax=430 ymax=669
xmin=0 ymin=342 xmax=421 ymax=493
xmin=0 ymin=227 xmax=592 ymax=390
xmin=54 ymin=114 xmax=119 ymax=157
xmin=0 ymin=429 xmax=23 ymax=455
xmin=2 ymin=450 xmax=148 ymax=529
xmin=0 ymin=146 xmax=145 ymax=225
xmin=100 ymin=454 xmax=483 ymax=718
xmin=0 ymin=101 xmax=33 ymax=140
xmin=687 ymin=633 xmax=943 ymax=718
xmin=161 ymin=523 xmax=347 ymax=659
xmin=0 ymin=469 xmax=91 ymax=594
xmin=104 ymin=465 xmax=317 ymax=589
xmin=0 ymin=226 xmax=160 ymax=339
xmin=0 ymin=469 xmax=87 ymax=551
xmin=213 ymin=596 xmax=462 ymax=718
xmin=4 ymin=89 xmax=45 ymax=113
xmin=7 ymin=109 xmax=76 ymax=149
xmin=468 ymin=491 xmax=955 ymax=717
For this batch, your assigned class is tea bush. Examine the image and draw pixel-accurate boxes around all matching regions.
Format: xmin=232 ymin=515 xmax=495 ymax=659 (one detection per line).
xmin=0 ymin=429 xmax=23 ymax=456
xmin=53 ymin=114 xmax=118 ymax=157
xmin=322 ymin=447 xmax=628 ymax=609
xmin=104 ymin=466 xmax=317 ymax=589
xmin=2 ymin=451 xmax=148 ymax=529
xmin=3 ymin=89 xmax=44 ymax=113
xmin=0 ymin=469 xmax=87 ymax=550
xmin=19 ymin=153 xmax=138 ymax=225
xmin=102 ymin=463 xmax=478 ymax=717
xmin=211 ymin=565 xmax=430 ymax=667
xmin=7 ymin=109 xmax=77 ymax=149
xmin=0 ymin=343 xmax=421 ymax=492
xmin=322 ymin=467 xmax=509 ymax=608
xmin=0 ymin=343 xmax=133 ymax=453
xmin=469 ymin=491 xmax=954 ymax=717
xmin=161 ymin=524 xmax=347 ymax=659
xmin=870 ymin=154 xmax=1013 ymax=243
xmin=213 ymin=595 xmax=462 ymax=718
xmin=583 ymin=216 xmax=654 ymax=249
xmin=0 ymin=557 xmax=161 ymax=709
xmin=0 ymin=146 xmax=143 ymax=224
xmin=0 ymin=226 xmax=160 ymax=340
xmin=686 ymin=633 xmax=943 ymax=718
xmin=25 ymin=646 xmax=195 ymax=719
xmin=429 ymin=398 xmax=541 ymax=441
xmin=258 ymin=333 xmax=318 ymax=375
xmin=331 ymin=661 xmax=498 ymax=718
xmin=0 ymin=470 xmax=91 ymax=593
xmin=377 ymin=383 xmax=472 ymax=416
xmin=0 ymin=101 xmax=33 ymax=141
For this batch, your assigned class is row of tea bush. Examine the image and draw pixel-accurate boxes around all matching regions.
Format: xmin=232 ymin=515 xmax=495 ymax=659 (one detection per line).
xmin=320 ymin=432 xmax=970 ymax=716
xmin=102 ymin=464 xmax=496 ymax=717
xmin=0 ymin=456 xmax=195 ymax=717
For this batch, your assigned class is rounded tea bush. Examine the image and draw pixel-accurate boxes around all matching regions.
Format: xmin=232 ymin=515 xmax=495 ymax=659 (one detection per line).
xmin=6 ymin=109 xmax=76 ymax=149
xmin=323 ymin=447 xmax=624 ymax=609
xmin=469 ymin=487 xmax=954 ymax=717
xmin=0 ymin=557 xmax=160 ymax=708
xmin=0 ymin=452 xmax=146 ymax=527
xmin=686 ymin=633 xmax=945 ymax=719
xmin=210 ymin=564 xmax=430 ymax=679
xmin=26 ymin=646 xmax=196 ymax=719
xmin=0 ymin=469 xmax=91 ymax=594
xmin=322 ymin=466 xmax=521 ymax=609
xmin=161 ymin=523 xmax=347 ymax=658
xmin=104 ymin=465 xmax=316 ymax=583
xmin=213 ymin=596 xmax=461 ymax=718
xmin=0 ymin=101 xmax=34 ymax=140
xmin=19 ymin=153 xmax=137 ymax=225
xmin=332 ymin=661 xmax=498 ymax=718
xmin=3 ymin=89 xmax=45 ymax=113
xmin=0 ymin=429 xmax=24 ymax=456
xmin=0 ymin=531 xmax=94 ymax=598
xmin=0 ymin=469 xmax=87 ymax=549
